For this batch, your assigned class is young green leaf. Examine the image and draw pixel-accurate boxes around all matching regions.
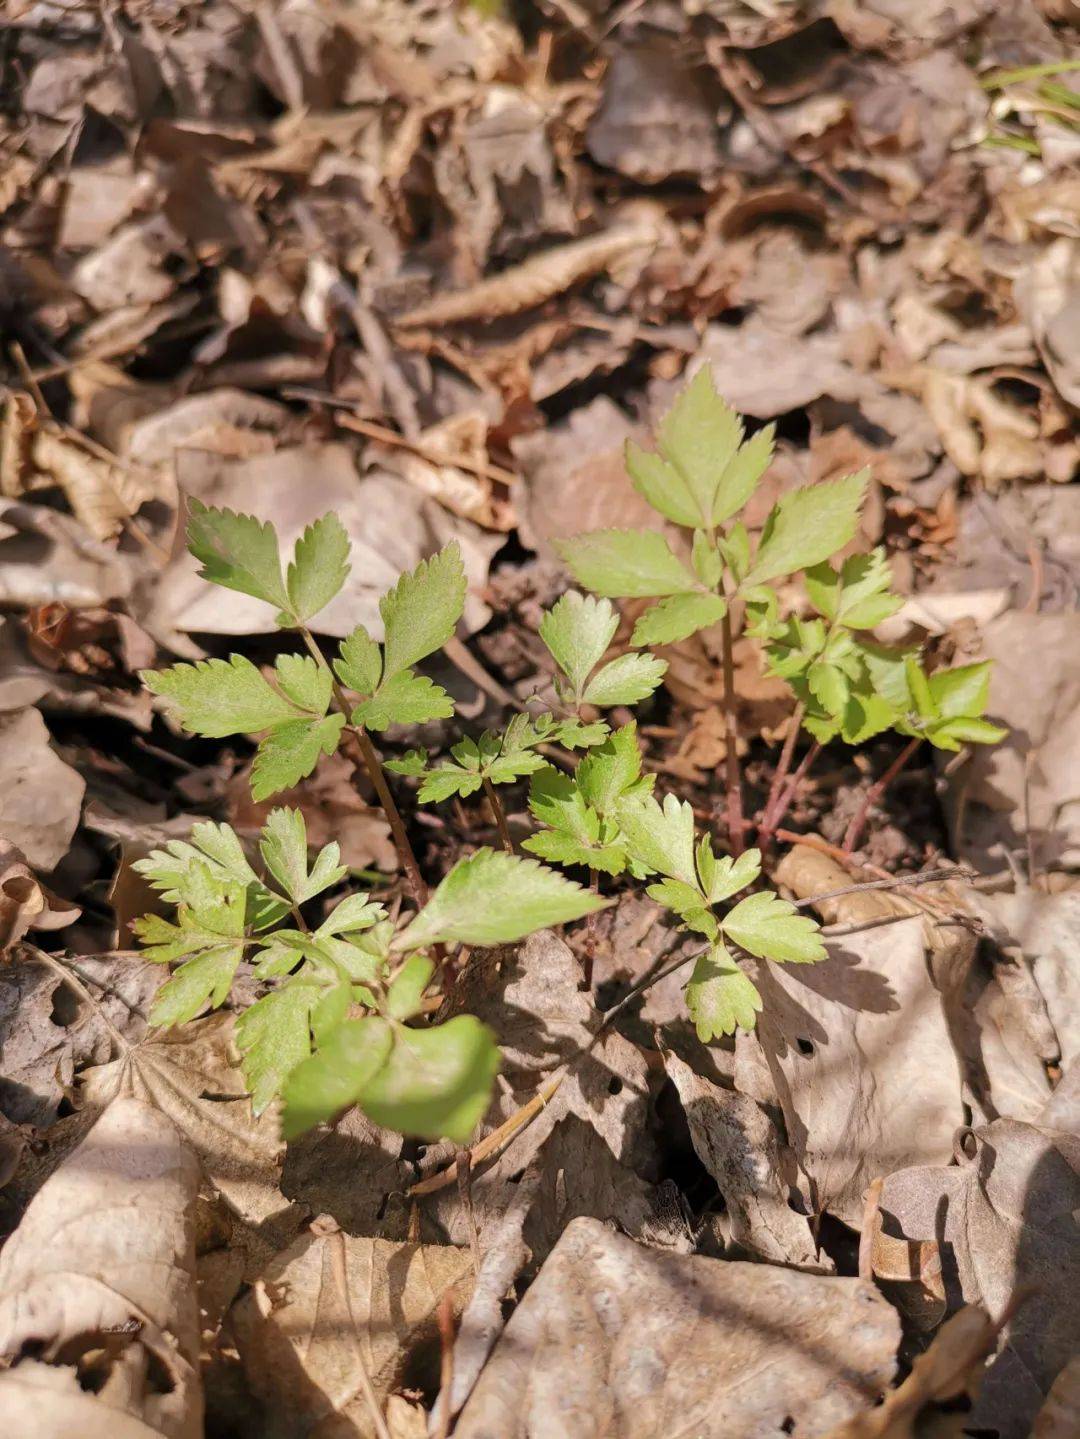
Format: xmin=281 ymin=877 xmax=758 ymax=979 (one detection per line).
xmin=352 ymin=671 xmax=455 ymax=731
xmin=743 ymin=469 xmax=869 ymax=587
xmin=712 ymin=425 xmax=775 ymax=527
xmin=576 ymin=722 xmax=649 ymax=813
xmin=631 ymin=593 xmax=726 ymax=647
xmin=273 ymin=654 xmax=333 ymax=715
xmin=556 ymin=529 xmax=699 ymax=598
xmin=927 ymin=661 xmax=992 ymax=720
xmin=685 ymin=944 xmax=763 ymax=1040
xmin=335 ymin=624 xmax=383 ymax=697
xmin=617 ymin=792 xmax=697 ymax=886
xmin=386 ymin=954 xmax=436 ymax=1020
xmin=539 ymin=591 xmax=618 ymax=699
xmin=318 ymin=891 xmax=384 ymax=936
xmin=285 ymin=514 xmax=350 ymax=625
xmin=359 ymin=1016 xmax=500 ymax=1143
xmin=143 ymin=655 xmax=299 ymax=737
xmin=135 ymin=820 xmax=286 ymax=928
xmin=251 ymin=713 xmax=346 ymax=802
xmin=395 ymin=848 xmax=609 ymax=951
xmin=149 ymin=946 xmax=244 ymax=1027
xmin=647 ymin=878 xmax=717 ymax=939
xmin=236 ymin=983 xmax=321 ymax=1114
xmin=281 ymin=1016 xmax=394 ymax=1138
xmin=651 ymin=367 xmax=744 ymax=526
xmin=927 ymin=716 xmax=1007 ymax=749
xmin=186 ymin=501 xmax=289 ymax=612
xmin=805 ymin=548 xmax=901 ymax=629
xmin=522 ymin=769 xmax=625 ymax=875
xmin=721 ymin=891 xmax=826 ymax=965
xmin=259 ymin=807 xmax=346 ymax=903
xmin=380 ymin=542 xmax=466 ymax=680
xmin=700 ymin=846 xmax=762 ymax=904
xmin=582 ymin=652 xmax=667 ymax=707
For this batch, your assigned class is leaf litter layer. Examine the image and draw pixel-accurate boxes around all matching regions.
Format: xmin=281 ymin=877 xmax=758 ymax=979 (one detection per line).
xmin=1 ymin=0 xmax=1079 ymax=1435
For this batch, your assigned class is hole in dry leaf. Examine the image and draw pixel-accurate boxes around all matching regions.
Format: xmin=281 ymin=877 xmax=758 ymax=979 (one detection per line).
xmin=796 ymin=1036 xmax=814 ymax=1056
xmin=50 ymin=981 xmax=83 ymax=1029
xmin=607 ymin=1076 xmax=623 ymax=1096
xmin=781 ymin=1418 xmax=795 ymax=1434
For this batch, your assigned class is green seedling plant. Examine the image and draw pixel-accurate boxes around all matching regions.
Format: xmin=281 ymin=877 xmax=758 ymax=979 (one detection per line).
xmin=134 ymin=371 xmax=1005 ymax=1152
xmin=554 ymin=367 xmax=1004 ymax=852
xmin=138 ymin=504 xmax=606 ymax=1142
xmin=386 ymin=590 xmax=666 ymax=849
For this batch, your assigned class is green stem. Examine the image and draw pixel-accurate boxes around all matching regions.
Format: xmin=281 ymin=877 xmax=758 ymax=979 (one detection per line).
xmin=842 ymin=736 xmax=922 ymax=855
xmin=719 ymin=608 xmax=745 ymax=855
xmin=481 ymin=775 xmax=513 ymax=853
xmin=299 ymin=628 xmax=428 ymax=907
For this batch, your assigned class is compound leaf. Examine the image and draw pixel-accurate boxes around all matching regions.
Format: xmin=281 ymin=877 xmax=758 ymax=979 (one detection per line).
xmin=149 ymin=946 xmax=244 ymax=1027
xmin=259 ymin=807 xmax=346 ymax=903
xmin=617 ymin=792 xmax=697 ymax=886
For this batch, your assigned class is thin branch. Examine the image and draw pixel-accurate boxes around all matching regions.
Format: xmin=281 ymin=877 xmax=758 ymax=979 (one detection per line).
xmin=299 ymin=628 xmax=428 ymax=907
xmin=481 ymin=776 xmax=513 ymax=853
xmin=719 ymin=609 xmax=745 ymax=855
xmin=760 ymin=739 xmax=821 ymax=848
xmin=760 ymin=705 xmax=803 ymax=835
xmin=843 ymin=737 xmax=923 ymax=854
xmin=790 ymin=866 xmax=972 ymax=910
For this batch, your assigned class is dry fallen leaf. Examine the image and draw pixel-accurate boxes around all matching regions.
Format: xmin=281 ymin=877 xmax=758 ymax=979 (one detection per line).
xmin=0 ymin=707 xmax=85 ymax=870
xmin=880 ymin=1116 xmax=1080 ymax=1439
xmin=0 ymin=838 xmax=80 ymax=951
xmin=81 ymin=1010 xmax=293 ymax=1231
xmin=231 ymin=1223 xmax=473 ymax=1439
xmin=453 ymin=1217 xmax=900 ymax=1438
xmin=0 ymin=1097 xmax=202 ymax=1439
xmin=663 ymin=1049 xmax=826 ymax=1272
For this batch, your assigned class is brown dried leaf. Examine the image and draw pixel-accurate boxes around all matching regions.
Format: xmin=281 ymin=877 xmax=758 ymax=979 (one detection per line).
xmin=0 ymin=707 xmax=85 ymax=870
xmin=0 ymin=839 xmax=80 ymax=952
xmin=0 ymin=1098 xmax=202 ymax=1439
xmin=231 ymin=1224 xmax=472 ymax=1439
xmin=453 ymin=1217 xmax=899 ymax=1438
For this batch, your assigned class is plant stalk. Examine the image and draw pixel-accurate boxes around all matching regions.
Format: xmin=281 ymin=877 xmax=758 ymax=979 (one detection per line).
xmin=759 ymin=703 xmax=803 ymax=840
xmin=719 ymin=609 xmax=745 ymax=855
xmin=300 ymin=628 xmax=428 ymax=906
xmin=760 ymin=739 xmax=822 ymax=848
xmin=842 ymin=736 xmax=922 ymax=855
xmin=481 ymin=775 xmax=513 ymax=853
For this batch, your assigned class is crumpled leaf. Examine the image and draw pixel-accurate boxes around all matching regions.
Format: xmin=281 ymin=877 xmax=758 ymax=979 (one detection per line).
xmin=81 ymin=1011 xmax=292 ymax=1230
xmin=879 ymin=1115 xmax=1080 ymax=1439
xmin=663 ymin=1050 xmax=825 ymax=1272
xmin=453 ymin=1218 xmax=899 ymax=1438
xmin=0 ymin=839 xmax=80 ymax=951
xmin=0 ymin=1098 xmax=201 ymax=1439
xmin=231 ymin=1224 xmax=473 ymax=1439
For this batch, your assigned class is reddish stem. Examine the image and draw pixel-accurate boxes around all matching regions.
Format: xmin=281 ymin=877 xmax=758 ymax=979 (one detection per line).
xmin=482 ymin=775 xmax=513 ymax=853
xmin=760 ymin=740 xmax=821 ymax=848
xmin=842 ymin=737 xmax=922 ymax=855
xmin=719 ymin=609 xmax=745 ymax=855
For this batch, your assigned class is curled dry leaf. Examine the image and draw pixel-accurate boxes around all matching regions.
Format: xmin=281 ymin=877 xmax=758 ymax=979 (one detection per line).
xmin=879 ymin=1116 xmax=1080 ymax=1439
xmin=733 ymin=846 xmax=965 ymax=1227
xmin=0 ymin=838 xmax=80 ymax=951
xmin=663 ymin=1049 xmax=826 ymax=1272
xmin=822 ymin=1303 xmax=1006 ymax=1439
xmin=453 ymin=1217 xmax=900 ymax=1439
xmin=231 ymin=1223 xmax=473 ymax=1439
xmin=393 ymin=220 xmax=661 ymax=328
xmin=0 ymin=1097 xmax=202 ymax=1439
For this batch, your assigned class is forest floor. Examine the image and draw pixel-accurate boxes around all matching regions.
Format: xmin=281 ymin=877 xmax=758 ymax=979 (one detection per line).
xmin=1 ymin=1 xmax=1079 ymax=1436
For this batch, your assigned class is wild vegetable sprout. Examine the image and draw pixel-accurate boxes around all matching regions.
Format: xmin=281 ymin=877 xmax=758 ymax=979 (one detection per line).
xmin=135 ymin=370 xmax=1004 ymax=1144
